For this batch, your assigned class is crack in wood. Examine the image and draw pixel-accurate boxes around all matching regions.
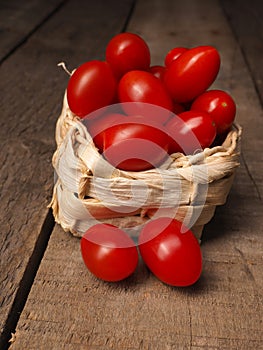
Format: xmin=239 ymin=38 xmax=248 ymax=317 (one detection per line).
xmin=0 ymin=0 xmax=68 ymax=66
xmin=0 ymin=209 xmax=55 ymax=350
xmin=234 ymin=247 xmax=257 ymax=285
xmin=241 ymin=152 xmax=262 ymax=201
xmin=121 ymin=0 xmax=137 ymax=33
xmin=220 ymin=0 xmax=263 ymax=108
xmin=187 ymin=298 xmax=193 ymax=349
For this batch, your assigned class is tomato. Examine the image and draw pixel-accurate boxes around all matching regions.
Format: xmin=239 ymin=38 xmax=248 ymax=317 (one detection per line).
xmin=164 ymin=47 xmax=188 ymax=67
xmin=105 ymin=32 xmax=151 ymax=79
xmin=67 ymin=60 xmax=117 ymax=118
xmin=101 ymin=118 xmax=170 ymax=171
xmin=86 ymin=112 xmax=126 ymax=150
xmin=148 ymin=65 xmax=166 ymax=80
xmin=164 ymin=46 xmax=221 ymax=103
xmin=165 ymin=110 xmax=216 ymax=154
xmin=138 ymin=217 xmax=202 ymax=286
xmin=81 ymin=224 xmax=138 ymax=282
xmin=191 ymin=89 xmax=236 ymax=134
xmin=118 ymin=70 xmax=173 ymax=123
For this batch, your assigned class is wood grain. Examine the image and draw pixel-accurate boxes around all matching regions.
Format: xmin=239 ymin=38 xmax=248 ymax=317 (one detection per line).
xmin=7 ymin=0 xmax=263 ymax=349
xmin=0 ymin=0 xmax=66 ymax=63
xmin=220 ymin=0 xmax=263 ymax=105
xmin=0 ymin=0 xmax=134 ymax=348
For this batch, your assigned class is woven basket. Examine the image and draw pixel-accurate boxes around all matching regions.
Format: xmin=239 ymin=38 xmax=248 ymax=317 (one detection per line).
xmin=49 ymin=92 xmax=242 ymax=240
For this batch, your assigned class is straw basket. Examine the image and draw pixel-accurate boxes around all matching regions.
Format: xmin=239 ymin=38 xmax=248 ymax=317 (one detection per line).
xmin=49 ymin=92 xmax=242 ymax=240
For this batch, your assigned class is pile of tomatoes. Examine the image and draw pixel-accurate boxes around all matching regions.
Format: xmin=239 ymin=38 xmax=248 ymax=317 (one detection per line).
xmin=66 ymin=32 xmax=236 ymax=172
xmin=81 ymin=218 xmax=202 ymax=287
xmin=64 ymin=32 xmax=237 ymax=286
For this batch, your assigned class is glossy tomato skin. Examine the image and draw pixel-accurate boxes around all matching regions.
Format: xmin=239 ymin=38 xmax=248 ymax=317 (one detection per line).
xmin=164 ymin=46 xmax=221 ymax=103
xmin=138 ymin=217 xmax=202 ymax=287
xmin=67 ymin=60 xmax=117 ymax=118
xmin=165 ymin=110 xmax=216 ymax=154
xmin=81 ymin=224 xmax=138 ymax=282
xmin=148 ymin=65 xmax=166 ymax=80
xmin=101 ymin=119 xmax=170 ymax=171
xmin=105 ymin=32 xmax=151 ymax=79
xmin=118 ymin=70 xmax=173 ymax=123
xmin=191 ymin=89 xmax=236 ymax=134
xmin=164 ymin=47 xmax=188 ymax=67
xmin=87 ymin=112 xmax=126 ymax=150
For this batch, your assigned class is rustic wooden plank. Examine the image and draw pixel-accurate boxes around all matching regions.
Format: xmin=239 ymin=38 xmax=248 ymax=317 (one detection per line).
xmin=0 ymin=0 xmax=66 ymax=63
xmin=0 ymin=0 xmax=134 ymax=349
xmin=8 ymin=205 xmax=263 ymax=350
xmin=8 ymin=0 xmax=263 ymax=349
xmin=220 ymin=0 xmax=263 ymax=105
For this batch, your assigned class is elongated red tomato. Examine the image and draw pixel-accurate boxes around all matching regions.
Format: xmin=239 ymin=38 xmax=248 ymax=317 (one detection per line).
xmin=165 ymin=110 xmax=216 ymax=154
xmin=67 ymin=60 xmax=117 ymax=118
xmin=81 ymin=224 xmax=138 ymax=282
xmin=118 ymin=70 xmax=173 ymax=123
xmin=87 ymin=112 xmax=126 ymax=150
xmin=191 ymin=89 xmax=236 ymax=134
xmin=106 ymin=32 xmax=151 ymax=79
xmin=148 ymin=65 xmax=166 ymax=80
xmin=164 ymin=46 xmax=221 ymax=103
xmin=138 ymin=217 xmax=202 ymax=287
xmin=164 ymin=47 xmax=188 ymax=67
xmin=101 ymin=120 xmax=170 ymax=171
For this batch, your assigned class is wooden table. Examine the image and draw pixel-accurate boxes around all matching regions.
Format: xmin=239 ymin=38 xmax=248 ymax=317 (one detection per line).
xmin=1 ymin=1 xmax=262 ymax=349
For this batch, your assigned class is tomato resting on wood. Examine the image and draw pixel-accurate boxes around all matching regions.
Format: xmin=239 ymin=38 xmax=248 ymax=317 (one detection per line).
xmin=191 ymin=89 xmax=236 ymax=134
xmin=164 ymin=45 xmax=221 ymax=103
xmin=81 ymin=224 xmax=138 ymax=282
xmin=105 ymin=32 xmax=151 ymax=79
xmin=67 ymin=60 xmax=117 ymax=118
xmin=138 ymin=217 xmax=202 ymax=287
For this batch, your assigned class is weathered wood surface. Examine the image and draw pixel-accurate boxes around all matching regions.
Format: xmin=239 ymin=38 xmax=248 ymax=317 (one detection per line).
xmin=220 ymin=0 xmax=263 ymax=104
xmin=0 ymin=0 xmax=134 ymax=348
xmin=0 ymin=0 xmax=66 ymax=64
xmin=1 ymin=0 xmax=262 ymax=349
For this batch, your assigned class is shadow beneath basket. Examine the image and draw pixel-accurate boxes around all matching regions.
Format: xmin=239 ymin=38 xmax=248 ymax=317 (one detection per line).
xmin=200 ymin=181 xmax=259 ymax=243
xmin=200 ymin=205 xmax=232 ymax=243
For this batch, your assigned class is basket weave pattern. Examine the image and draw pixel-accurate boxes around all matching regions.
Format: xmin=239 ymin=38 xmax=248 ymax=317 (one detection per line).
xmin=49 ymin=93 xmax=242 ymax=239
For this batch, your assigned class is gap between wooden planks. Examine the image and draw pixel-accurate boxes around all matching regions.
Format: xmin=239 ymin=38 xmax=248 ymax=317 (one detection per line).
xmin=220 ymin=0 xmax=263 ymax=106
xmin=0 ymin=0 xmax=135 ymax=349
xmin=0 ymin=0 xmax=67 ymax=64
xmin=7 ymin=0 xmax=263 ymax=350
xmin=6 ymin=0 xmax=263 ymax=349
